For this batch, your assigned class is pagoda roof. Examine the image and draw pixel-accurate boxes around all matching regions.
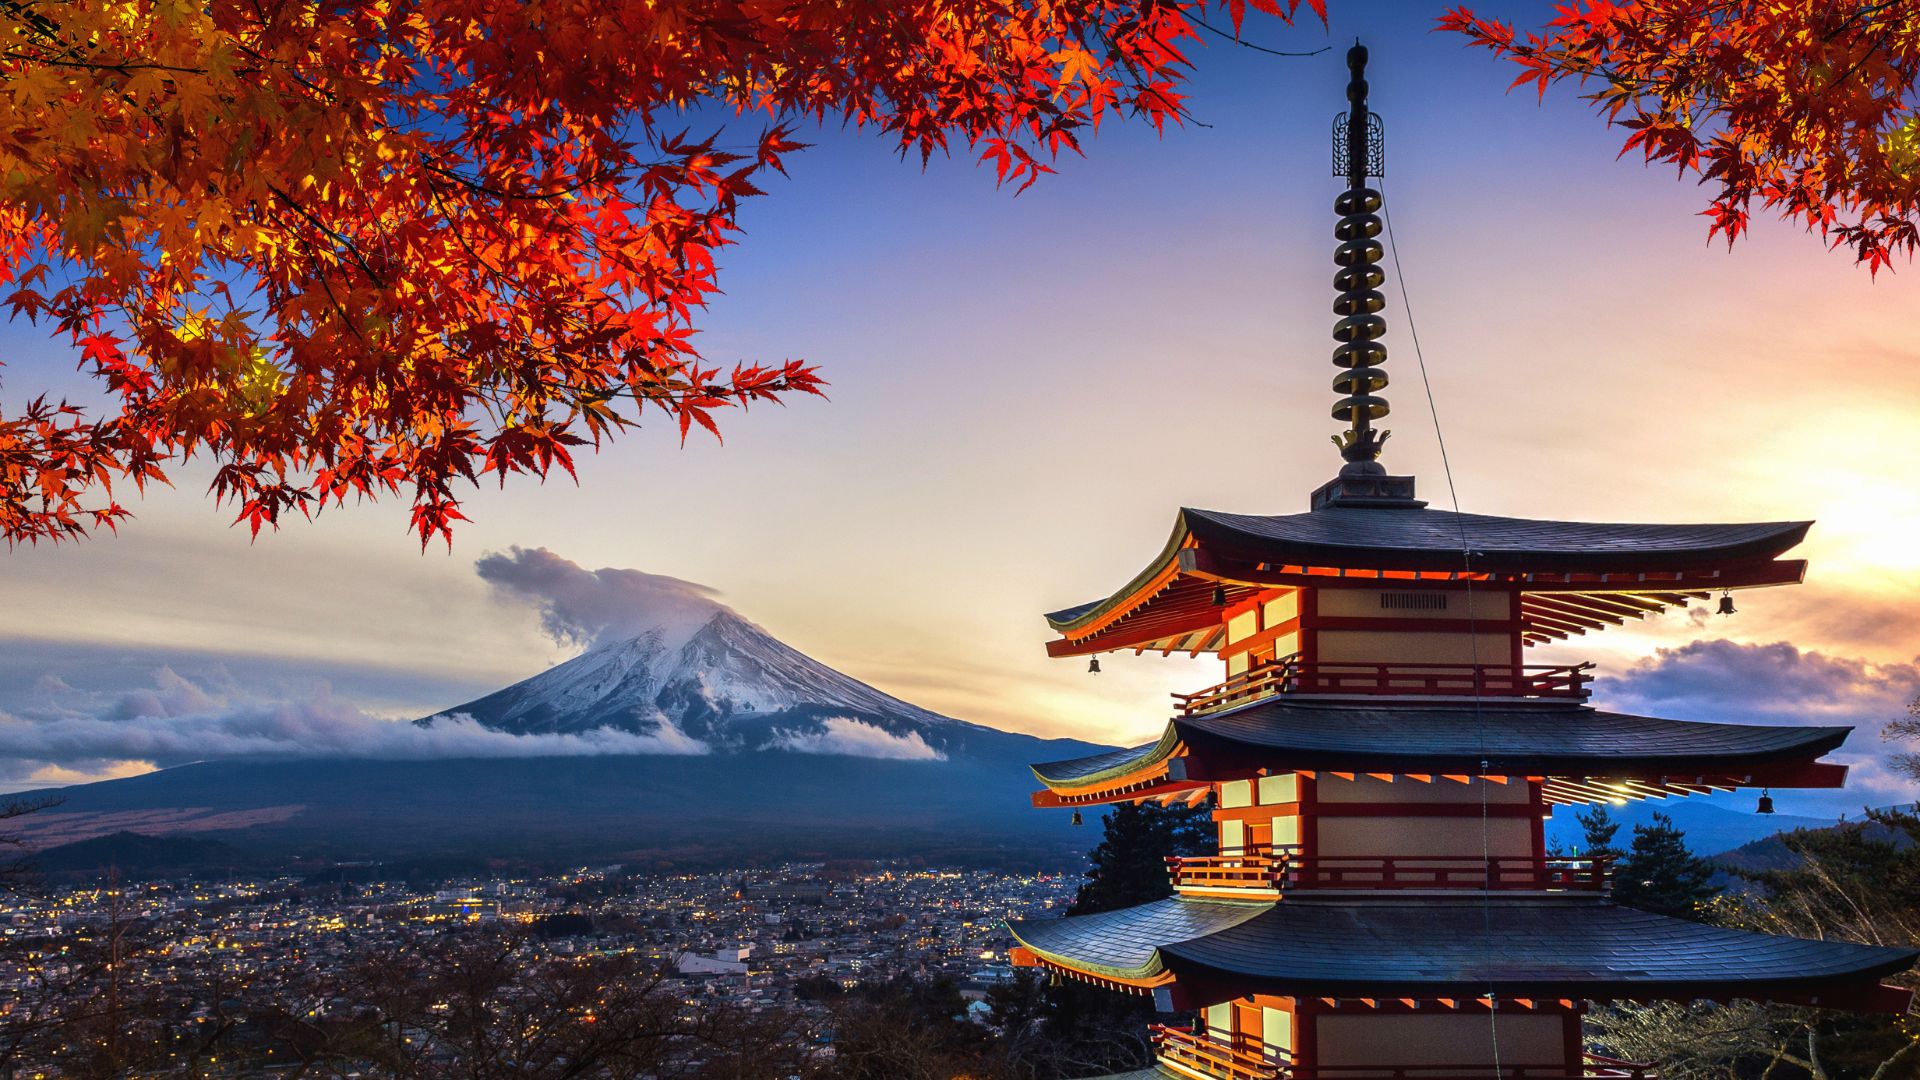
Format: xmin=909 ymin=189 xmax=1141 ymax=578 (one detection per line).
xmin=1046 ymin=506 xmax=1810 ymax=654
xmin=1030 ymin=700 xmax=1850 ymax=803
xmin=1008 ymin=897 xmax=1916 ymax=1011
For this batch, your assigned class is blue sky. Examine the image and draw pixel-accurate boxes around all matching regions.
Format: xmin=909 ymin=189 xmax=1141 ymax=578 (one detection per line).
xmin=2 ymin=3 xmax=1916 ymax=824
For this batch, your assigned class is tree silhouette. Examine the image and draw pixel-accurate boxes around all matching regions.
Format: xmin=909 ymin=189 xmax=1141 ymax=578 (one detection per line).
xmin=1611 ymin=811 xmax=1719 ymax=921
xmin=1068 ymin=800 xmax=1212 ymax=916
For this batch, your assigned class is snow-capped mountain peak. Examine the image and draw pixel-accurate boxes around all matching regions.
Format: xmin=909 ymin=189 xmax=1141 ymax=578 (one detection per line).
xmin=421 ymin=611 xmax=974 ymax=759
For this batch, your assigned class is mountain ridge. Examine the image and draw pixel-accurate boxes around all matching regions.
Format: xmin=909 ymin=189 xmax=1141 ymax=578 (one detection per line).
xmin=422 ymin=611 xmax=983 ymax=757
xmin=20 ymin=612 xmax=1106 ymax=863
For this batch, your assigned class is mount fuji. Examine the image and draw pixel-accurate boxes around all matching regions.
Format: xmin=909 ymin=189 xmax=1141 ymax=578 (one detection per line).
xmin=22 ymin=612 xmax=1108 ymax=866
xmin=422 ymin=610 xmax=984 ymax=761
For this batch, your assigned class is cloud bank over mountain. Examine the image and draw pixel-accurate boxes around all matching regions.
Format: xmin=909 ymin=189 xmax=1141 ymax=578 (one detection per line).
xmin=1598 ymin=638 xmax=1920 ymax=800
xmin=0 ymin=549 xmax=969 ymax=788
xmin=0 ymin=667 xmax=712 ymax=786
xmin=475 ymin=546 xmax=730 ymax=650
xmin=768 ymin=716 xmax=946 ymax=761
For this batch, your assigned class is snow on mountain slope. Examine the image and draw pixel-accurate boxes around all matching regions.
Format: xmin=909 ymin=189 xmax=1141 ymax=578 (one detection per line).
xmin=421 ymin=611 xmax=985 ymax=757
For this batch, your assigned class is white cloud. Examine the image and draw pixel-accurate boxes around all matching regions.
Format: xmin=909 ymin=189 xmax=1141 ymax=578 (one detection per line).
xmin=474 ymin=546 xmax=729 ymax=650
xmin=1599 ymin=638 xmax=1920 ymax=802
xmin=767 ymin=716 xmax=946 ymax=761
xmin=0 ymin=668 xmax=709 ymax=785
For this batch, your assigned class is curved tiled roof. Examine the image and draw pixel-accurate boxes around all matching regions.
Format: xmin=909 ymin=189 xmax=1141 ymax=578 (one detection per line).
xmin=1029 ymin=701 xmax=1849 ymax=788
xmin=1007 ymin=897 xmax=1267 ymax=981
xmin=1045 ymin=506 xmax=1810 ymax=635
xmin=1162 ymin=899 xmax=1917 ymax=998
xmin=1181 ymin=700 xmax=1851 ymax=775
xmin=1184 ymin=507 xmax=1809 ymax=573
xmin=1009 ymin=897 xmax=1917 ymax=1002
xmin=1031 ymin=725 xmax=1182 ymax=787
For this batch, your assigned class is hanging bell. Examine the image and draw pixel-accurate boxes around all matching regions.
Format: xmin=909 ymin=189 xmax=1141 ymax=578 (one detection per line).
xmin=1088 ymin=657 xmax=1101 ymax=675
xmin=1756 ymin=789 xmax=1775 ymax=815
xmin=1070 ymin=809 xmax=1084 ymax=827
xmin=1212 ymin=583 xmax=1228 ymax=607
xmin=1717 ymin=592 xmax=1737 ymax=616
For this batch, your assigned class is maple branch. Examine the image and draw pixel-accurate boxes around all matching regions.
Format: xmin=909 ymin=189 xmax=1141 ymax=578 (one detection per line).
xmin=1188 ymin=15 xmax=1329 ymax=57
xmin=1823 ymin=1 xmax=1904 ymax=43
xmin=263 ymin=185 xmax=389 ymax=289
xmin=416 ymin=155 xmax=610 ymax=203
xmin=0 ymin=49 xmax=210 ymax=77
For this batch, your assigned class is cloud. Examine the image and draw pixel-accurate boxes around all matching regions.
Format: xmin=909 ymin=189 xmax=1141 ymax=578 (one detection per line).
xmin=475 ymin=546 xmax=730 ymax=650
xmin=1600 ymin=639 xmax=1920 ymax=721
xmin=767 ymin=716 xmax=947 ymax=761
xmin=1598 ymin=638 xmax=1920 ymax=801
xmin=0 ymin=668 xmax=709 ymax=786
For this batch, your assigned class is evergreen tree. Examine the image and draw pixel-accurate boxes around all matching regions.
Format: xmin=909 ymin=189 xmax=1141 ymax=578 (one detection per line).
xmin=1611 ymin=811 xmax=1719 ymax=920
xmin=1023 ymin=799 xmax=1215 ymax=1078
xmin=1575 ymin=803 xmax=1623 ymax=862
xmin=1068 ymin=800 xmax=1213 ymax=916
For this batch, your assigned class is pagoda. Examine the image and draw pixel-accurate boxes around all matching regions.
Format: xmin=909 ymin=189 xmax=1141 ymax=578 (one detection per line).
xmin=1006 ymin=45 xmax=1918 ymax=1080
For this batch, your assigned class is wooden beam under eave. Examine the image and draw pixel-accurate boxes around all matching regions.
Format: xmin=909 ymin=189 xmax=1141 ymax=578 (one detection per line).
xmin=1523 ymin=613 xmax=1588 ymax=637
xmin=1567 ymin=593 xmax=1665 ymax=619
xmin=1520 ymin=604 xmax=1612 ymax=633
xmin=1527 ymin=596 xmax=1625 ymax=626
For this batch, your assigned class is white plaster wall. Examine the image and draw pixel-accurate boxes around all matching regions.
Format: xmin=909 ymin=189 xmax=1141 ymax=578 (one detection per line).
xmin=1315 ymin=1014 xmax=1568 ymax=1069
xmin=1315 ymin=816 xmax=1533 ymax=860
xmin=1314 ymin=629 xmax=1512 ymax=666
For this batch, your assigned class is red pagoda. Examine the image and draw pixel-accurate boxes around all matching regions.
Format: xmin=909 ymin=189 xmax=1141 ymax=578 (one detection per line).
xmin=1005 ymin=45 xmax=1917 ymax=1080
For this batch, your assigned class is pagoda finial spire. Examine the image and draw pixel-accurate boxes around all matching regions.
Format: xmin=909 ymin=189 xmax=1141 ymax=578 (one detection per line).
xmin=1332 ymin=42 xmax=1388 ymax=471
xmin=1312 ymin=42 xmax=1423 ymax=510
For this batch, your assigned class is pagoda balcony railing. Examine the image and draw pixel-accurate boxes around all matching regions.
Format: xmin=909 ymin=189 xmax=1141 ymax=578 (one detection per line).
xmin=1282 ymin=1055 xmax=1655 ymax=1080
xmin=1168 ymin=849 xmax=1610 ymax=895
xmin=1151 ymin=1024 xmax=1287 ymax=1080
xmin=1148 ymin=1029 xmax=1652 ymax=1080
xmin=1175 ymin=656 xmax=1594 ymax=716
xmin=1281 ymin=854 xmax=1611 ymax=892
xmin=1166 ymin=846 xmax=1287 ymax=891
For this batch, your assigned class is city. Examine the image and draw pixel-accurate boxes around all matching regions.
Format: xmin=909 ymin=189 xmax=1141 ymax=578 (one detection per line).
xmin=0 ymin=861 xmax=1081 ymax=1076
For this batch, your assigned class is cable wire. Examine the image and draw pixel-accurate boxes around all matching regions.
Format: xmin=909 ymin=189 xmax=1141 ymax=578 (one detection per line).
xmin=1380 ymin=180 xmax=1504 ymax=1075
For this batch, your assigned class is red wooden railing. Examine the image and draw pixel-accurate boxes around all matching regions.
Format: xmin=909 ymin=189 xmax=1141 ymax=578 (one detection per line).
xmin=1151 ymin=1024 xmax=1287 ymax=1080
xmin=1166 ymin=846 xmax=1287 ymax=890
xmin=1280 ymin=855 xmax=1610 ymax=892
xmin=1174 ymin=656 xmax=1593 ymax=716
xmin=1148 ymin=1027 xmax=1654 ymax=1080
xmin=1282 ymin=1056 xmax=1654 ymax=1080
xmin=1167 ymin=852 xmax=1610 ymax=894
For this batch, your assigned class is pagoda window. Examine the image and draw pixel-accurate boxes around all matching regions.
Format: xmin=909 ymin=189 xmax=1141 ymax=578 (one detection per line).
xmin=1261 ymin=1001 xmax=1295 ymax=1060
xmin=1263 ymin=591 xmax=1300 ymax=628
xmin=1226 ymin=608 xmax=1261 ymax=645
xmin=1204 ymin=1001 xmax=1234 ymax=1042
xmin=1257 ymin=774 xmax=1299 ymax=803
xmin=1218 ymin=775 xmax=1302 ymax=855
xmin=1220 ymin=816 xmax=1248 ymax=853
xmin=1271 ymin=815 xmax=1301 ymax=851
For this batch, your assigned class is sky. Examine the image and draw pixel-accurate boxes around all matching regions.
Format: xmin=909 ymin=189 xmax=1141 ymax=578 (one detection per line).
xmin=2 ymin=3 xmax=1917 ymax=819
